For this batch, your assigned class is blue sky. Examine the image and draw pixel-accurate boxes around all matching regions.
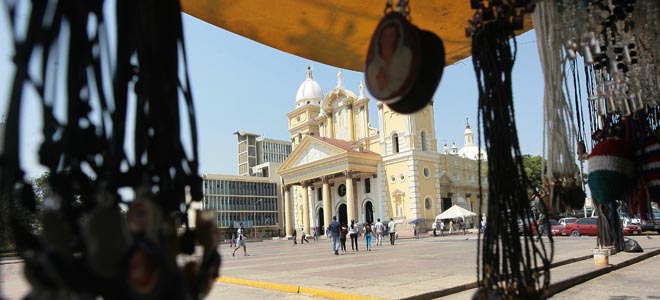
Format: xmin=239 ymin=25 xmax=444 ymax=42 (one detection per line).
xmin=0 ymin=8 xmax=544 ymax=179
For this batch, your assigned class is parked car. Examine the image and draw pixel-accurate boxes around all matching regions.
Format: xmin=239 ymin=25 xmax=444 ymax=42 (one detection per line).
xmin=565 ymin=217 xmax=598 ymax=236
xmin=623 ymin=223 xmax=643 ymax=236
xmin=550 ymin=219 xmax=567 ymax=236
xmin=639 ymin=207 xmax=660 ymax=234
xmin=558 ymin=217 xmax=577 ymax=226
xmin=565 ymin=217 xmax=644 ymax=236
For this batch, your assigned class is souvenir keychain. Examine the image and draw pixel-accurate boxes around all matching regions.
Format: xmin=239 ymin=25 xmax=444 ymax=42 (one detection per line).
xmin=365 ymin=0 xmax=445 ymax=114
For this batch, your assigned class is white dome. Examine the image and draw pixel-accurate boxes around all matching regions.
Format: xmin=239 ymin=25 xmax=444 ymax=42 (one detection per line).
xmin=458 ymin=145 xmax=488 ymax=161
xmin=296 ymin=67 xmax=323 ymax=107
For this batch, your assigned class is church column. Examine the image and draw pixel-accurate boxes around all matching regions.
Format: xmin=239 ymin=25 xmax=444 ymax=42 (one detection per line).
xmin=346 ymin=171 xmax=356 ymax=223
xmin=322 ymin=177 xmax=332 ymax=233
xmin=347 ymin=104 xmax=355 ymax=142
xmin=327 ymin=112 xmax=334 ymax=139
xmin=284 ymin=185 xmax=293 ymax=236
xmin=301 ymin=182 xmax=310 ymax=237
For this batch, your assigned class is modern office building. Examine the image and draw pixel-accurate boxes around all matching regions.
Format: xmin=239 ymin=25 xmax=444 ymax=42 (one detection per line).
xmin=278 ymin=68 xmax=488 ymax=237
xmin=202 ymin=174 xmax=280 ymax=238
xmin=234 ymin=132 xmax=292 ymax=176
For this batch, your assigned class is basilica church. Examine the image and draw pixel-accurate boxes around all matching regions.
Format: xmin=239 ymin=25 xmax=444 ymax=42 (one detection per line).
xmin=278 ymin=68 xmax=487 ymax=237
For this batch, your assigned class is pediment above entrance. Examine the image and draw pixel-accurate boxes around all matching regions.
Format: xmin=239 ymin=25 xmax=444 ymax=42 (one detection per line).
xmin=292 ymin=143 xmax=340 ymax=167
xmin=279 ymin=136 xmax=381 ymax=185
xmin=279 ymin=136 xmax=345 ymax=171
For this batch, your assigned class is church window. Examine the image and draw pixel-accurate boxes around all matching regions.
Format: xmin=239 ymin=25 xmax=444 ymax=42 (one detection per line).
xmin=298 ymin=133 xmax=302 ymax=142
xmin=399 ymin=174 xmax=405 ymax=182
xmin=390 ymin=175 xmax=396 ymax=183
xmin=421 ymin=131 xmax=427 ymax=151
xmin=392 ymin=133 xmax=400 ymax=153
xmin=424 ymin=197 xmax=432 ymax=210
xmin=338 ymin=184 xmax=347 ymax=197
xmin=365 ymin=178 xmax=371 ymax=193
xmin=423 ymin=167 xmax=430 ymax=178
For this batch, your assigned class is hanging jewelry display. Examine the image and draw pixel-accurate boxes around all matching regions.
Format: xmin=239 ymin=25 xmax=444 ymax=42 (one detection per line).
xmin=532 ymin=0 xmax=586 ymax=214
xmin=365 ymin=0 xmax=446 ymax=114
xmin=0 ymin=1 xmax=219 ymax=299
xmin=558 ymin=0 xmax=660 ymax=117
xmin=564 ymin=0 xmax=660 ymax=235
xmin=468 ymin=1 xmax=551 ymax=299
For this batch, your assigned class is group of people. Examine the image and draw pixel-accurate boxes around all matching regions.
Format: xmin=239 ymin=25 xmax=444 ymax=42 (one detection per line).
xmin=327 ymin=217 xmax=398 ymax=255
xmin=431 ymin=218 xmax=472 ymax=237
xmin=291 ymin=227 xmax=321 ymax=245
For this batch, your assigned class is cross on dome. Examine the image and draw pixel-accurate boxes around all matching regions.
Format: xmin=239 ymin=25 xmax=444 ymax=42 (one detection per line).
xmin=306 ymin=65 xmax=313 ymax=79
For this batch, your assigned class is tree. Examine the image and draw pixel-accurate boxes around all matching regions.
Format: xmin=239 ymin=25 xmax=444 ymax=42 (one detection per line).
xmin=522 ymin=155 xmax=544 ymax=194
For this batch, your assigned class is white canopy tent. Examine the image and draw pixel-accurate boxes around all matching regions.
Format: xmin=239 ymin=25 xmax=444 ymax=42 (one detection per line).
xmin=435 ymin=205 xmax=477 ymax=221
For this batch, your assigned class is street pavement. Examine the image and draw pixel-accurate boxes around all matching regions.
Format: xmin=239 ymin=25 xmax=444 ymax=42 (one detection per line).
xmin=2 ymin=230 xmax=659 ymax=299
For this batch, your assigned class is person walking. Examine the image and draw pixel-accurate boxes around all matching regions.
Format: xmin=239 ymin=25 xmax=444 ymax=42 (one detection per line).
xmin=374 ymin=218 xmax=384 ymax=246
xmin=432 ymin=221 xmax=437 ymax=237
xmin=232 ymin=223 xmax=248 ymax=257
xmin=481 ymin=215 xmax=487 ymax=233
xmin=300 ymin=228 xmax=309 ymax=244
xmin=329 ymin=216 xmax=341 ymax=255
xmin=440 ymin=220 xmax=445 ymax=236
xmin=364 ymin=223 xmax=373 ymax=251
xmin=312 ymin=227 xmax=318 ymax=242
xmin=340 ymin=223 xmax=348 ymax=253
xmin=349 ymin=219 xmax=359 ymax=251
xmin=388 ymin=218 xmax=397 ymax=245
xmin=449 ymin=220 xmax=454 ymax=235
xmin=292 ymin=228 xmax=298 ymax=245
xmin=533 ymin=191 xmax=548 ymax=242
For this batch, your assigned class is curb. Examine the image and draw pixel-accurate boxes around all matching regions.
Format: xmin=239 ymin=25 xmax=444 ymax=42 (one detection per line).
xmin=218 ymin=250 xmax=657 ymax=300
xmin=547 ymin=247 xmax=660 ymax=297
xmin=217 ymin=276 xmax=389 ymax=300
xmin=397 ymin=254 xmax=592 ymax=300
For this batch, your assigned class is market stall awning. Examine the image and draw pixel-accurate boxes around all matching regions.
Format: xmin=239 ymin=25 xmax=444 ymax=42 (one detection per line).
xmin=180 ymin=1 xmax=533 ymax=71
xmin=435 ymin=205 xmax=477 ymax=221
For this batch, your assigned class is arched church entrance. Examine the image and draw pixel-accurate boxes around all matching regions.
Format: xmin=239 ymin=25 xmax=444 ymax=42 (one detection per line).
xmin=365 ymin=201 xmax=374 ymax=224
xmin=318 ymin=207 xmax=324 ymax=230
xmin=338 ymin=203 xmax=347 ymax=225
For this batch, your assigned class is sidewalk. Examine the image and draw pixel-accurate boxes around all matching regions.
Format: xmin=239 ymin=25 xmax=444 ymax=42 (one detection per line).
xmin=207 ymin=232 xmax=660 ymax=299
xmin=3 ymin=232 xmax=659 ymax=299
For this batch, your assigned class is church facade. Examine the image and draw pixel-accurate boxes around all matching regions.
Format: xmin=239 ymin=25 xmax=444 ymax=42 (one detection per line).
xmin=278 ymin=68 xmax=487 ymax=237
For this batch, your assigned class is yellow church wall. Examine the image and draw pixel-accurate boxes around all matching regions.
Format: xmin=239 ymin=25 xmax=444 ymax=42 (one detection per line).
xmin=416 ymin=159 xmax=439 ymax=221
xmin=409 ymin=106 xmax=438 ymax=153
xmin=383 ymin=160 xmax=411 ymax=219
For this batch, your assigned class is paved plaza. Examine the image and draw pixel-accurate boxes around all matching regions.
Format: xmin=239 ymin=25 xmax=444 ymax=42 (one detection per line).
xmin=2 ymin=231 xmax=660 ymax=299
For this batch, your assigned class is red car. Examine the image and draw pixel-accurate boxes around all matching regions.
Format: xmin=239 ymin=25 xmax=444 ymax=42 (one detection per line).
xmin=623 ymin=224 xmax=642 ymax=235
xmin=565 ymin=217 xmax=598 ymax=236
xmin=550 ymin=219 xmax=568 ymax=236
xmin=565 ymin=217 xmax=643 ymax=236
